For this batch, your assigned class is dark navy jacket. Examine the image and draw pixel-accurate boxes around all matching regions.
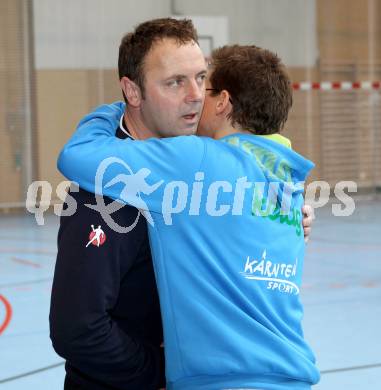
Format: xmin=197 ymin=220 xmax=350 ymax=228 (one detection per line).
xmin=50 ymin=128 xmax=164 ymax=390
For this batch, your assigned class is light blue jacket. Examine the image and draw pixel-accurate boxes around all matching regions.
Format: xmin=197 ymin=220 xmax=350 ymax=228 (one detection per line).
xmin=58 ymin=102 xmax=320 ymax=389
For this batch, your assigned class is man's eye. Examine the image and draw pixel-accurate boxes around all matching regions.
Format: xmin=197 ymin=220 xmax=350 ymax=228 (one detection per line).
xmin=167 ymin=79 xmax=183 ymax=87
xmin=197 ymin=74 xmax=206 ymax=84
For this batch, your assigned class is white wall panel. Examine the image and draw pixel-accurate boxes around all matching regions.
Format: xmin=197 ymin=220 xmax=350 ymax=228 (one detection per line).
xmin=33 ymin=0 xmax=170 ymax=69
xmin=174 ymin=0 xmax=318 ymax=67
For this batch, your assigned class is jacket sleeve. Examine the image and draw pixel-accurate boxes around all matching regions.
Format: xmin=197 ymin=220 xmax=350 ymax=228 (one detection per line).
xmin=57 ymin=102 xmax=206 ymax=213
xmin=49 ymin=191 xmax=165 ymax=389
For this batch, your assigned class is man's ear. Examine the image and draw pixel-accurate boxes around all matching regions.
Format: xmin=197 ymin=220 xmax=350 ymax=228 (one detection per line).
xmin=120 ymin=77 xmax=142 ymax=107
xmin=215 ymin=90 xmax=232 ymax=116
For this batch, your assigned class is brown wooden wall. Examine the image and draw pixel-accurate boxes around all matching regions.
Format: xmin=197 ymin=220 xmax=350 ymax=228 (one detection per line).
xmin=0 ymin=0 xmax=26 ymax=204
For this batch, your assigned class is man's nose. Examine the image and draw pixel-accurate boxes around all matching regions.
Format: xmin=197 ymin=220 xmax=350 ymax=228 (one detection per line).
xmin=185 ymin=79 xmax=204 ymax=103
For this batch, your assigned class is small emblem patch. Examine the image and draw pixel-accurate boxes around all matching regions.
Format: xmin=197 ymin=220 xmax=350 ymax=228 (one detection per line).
xmin=86 ymin=225 xmax=106 ymax=247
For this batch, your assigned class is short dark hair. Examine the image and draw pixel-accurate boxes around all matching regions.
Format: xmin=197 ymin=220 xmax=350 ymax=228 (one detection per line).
xmin=209 ymin=45 xmax=293 ymax=135
xmin=118 ymin=18 xmax=198 ymax=100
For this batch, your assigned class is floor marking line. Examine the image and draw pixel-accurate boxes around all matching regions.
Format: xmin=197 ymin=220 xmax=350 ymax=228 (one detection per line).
xmin=0 ymin=362 xmax=65 ymax=383
xmin=11 ymin=257 xmax=42 ymax=268
xmin=0 ymin=277 xmax=52 ymax=289
xmin=321 ymin=363 xmax=381 ymax=374
xmin=0 ymin=248 xmax=56 ymax=255
xmin=0 ymin=295 xmax=12 ymax=335
xmin=0 ymin=236 xmax=56 ymax=243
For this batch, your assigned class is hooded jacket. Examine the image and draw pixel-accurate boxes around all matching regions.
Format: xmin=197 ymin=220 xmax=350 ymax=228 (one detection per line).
xmin=58 ymin=102 xmax=320 ymax=390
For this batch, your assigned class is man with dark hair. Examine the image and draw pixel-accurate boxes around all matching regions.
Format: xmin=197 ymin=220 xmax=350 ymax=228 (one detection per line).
xmin=50 ymin=17 xmax=204 ymax=390
xmin=118 ymin=18 xmax=198 ymax=102
xmin=57 ymin=43 xmax=319 ymax=389
xmin=116 ymin=17 xmax=205 ymax=138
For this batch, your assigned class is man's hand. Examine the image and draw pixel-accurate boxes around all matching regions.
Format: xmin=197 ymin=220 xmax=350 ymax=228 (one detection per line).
xmin=302 ymin=204 xmax=314 ymax=243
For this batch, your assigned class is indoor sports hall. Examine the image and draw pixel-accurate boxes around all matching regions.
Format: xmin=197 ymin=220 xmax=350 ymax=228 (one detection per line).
xmin=0 ymin=1 xmax=380 ymax=389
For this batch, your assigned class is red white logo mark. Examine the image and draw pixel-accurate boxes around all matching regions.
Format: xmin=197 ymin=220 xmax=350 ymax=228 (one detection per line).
xmin=86 ymin=225 xmax=106 ymax=247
